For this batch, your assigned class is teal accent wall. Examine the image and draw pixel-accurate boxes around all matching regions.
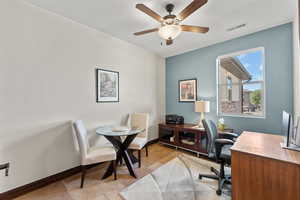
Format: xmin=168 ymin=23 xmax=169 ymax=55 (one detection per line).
xmin=166 ymin=23 xmax=293 ymax=134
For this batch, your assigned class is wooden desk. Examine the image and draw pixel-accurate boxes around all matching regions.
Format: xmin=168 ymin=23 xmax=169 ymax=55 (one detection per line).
xmin=231 ymin=132 xmax=300 ymax=200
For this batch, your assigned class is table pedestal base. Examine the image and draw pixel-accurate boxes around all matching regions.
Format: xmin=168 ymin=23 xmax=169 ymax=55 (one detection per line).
xmin=102 ymin=134 xmax=138 ymax=179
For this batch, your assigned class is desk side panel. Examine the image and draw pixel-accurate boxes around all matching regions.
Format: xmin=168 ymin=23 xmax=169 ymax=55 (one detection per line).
xmin=232 ymin=150 xmax=300 ymax=200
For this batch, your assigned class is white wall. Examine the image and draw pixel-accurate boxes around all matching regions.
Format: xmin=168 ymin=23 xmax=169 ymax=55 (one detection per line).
xmin=0 ymin=0 xmax=165 ymax=192
xmin=293 ymin=3 xmax=300 ymax=117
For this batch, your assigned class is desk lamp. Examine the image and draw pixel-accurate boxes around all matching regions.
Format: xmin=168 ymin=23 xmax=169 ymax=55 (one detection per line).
xmin=195 ymin=101 xmax=210 ymax=128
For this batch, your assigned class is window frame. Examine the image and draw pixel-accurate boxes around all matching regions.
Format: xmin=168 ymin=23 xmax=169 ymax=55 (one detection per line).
xmin=216 ymin=47 xmax=266 ymax=119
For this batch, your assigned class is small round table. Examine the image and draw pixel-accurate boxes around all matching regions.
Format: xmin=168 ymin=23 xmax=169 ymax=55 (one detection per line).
xmin=96 ymin=126 xmax=143 ymax=179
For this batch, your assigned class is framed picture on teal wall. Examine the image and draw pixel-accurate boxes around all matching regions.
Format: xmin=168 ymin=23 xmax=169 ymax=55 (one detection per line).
xmin=178 ymin=79 xmax=197 ymax=102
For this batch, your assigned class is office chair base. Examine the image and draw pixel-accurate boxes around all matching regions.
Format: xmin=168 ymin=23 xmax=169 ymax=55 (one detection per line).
xmin=198 ymin=174 xmax=218 ymax=180
xmin=199 ymin=166 xmax=231 ymax=196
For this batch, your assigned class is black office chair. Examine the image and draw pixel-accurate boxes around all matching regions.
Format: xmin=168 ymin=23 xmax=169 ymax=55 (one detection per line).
xmin=199 ymin=119 xmax=238 ymax=195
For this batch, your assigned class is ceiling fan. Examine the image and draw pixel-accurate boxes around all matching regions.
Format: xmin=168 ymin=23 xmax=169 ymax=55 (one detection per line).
xmin=134 ymin=0 xmax=209 ymax=46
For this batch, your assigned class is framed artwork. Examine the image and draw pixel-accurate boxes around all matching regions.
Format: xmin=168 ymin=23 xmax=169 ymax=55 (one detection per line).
xmin=178 ymin=79 xmax=197 ymax=102
xmin=96 ymin=68 xmax=119 ymax=102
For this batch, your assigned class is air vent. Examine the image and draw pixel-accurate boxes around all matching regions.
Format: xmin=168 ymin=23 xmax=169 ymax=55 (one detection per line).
xmin=227 ymin=24 xmax=246 ymax=32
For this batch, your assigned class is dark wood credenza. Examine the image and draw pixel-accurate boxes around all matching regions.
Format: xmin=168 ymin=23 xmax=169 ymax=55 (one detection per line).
xmin=158 ymin=123 xmax=209 ymax=156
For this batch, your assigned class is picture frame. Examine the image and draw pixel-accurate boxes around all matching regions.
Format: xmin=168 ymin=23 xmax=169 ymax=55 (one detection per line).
xmin=178 ymin=79 xmax=197 ymax=102
xmin=96 ymin=68 xmax=119 ymax=103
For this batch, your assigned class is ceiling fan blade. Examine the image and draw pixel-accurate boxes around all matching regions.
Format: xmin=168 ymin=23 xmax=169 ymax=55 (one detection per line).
xmin=181 ymin=25 xmax=209 ymax=33
xmin=134 ymin=28 xmax=159 ymax=36
xmin=136 ymin=4 xmax=163 ymax=22
xmin=166 ymin=39 xmax=173 ymax=46
xmin=178 ymin=0 xmax=208 ymax=21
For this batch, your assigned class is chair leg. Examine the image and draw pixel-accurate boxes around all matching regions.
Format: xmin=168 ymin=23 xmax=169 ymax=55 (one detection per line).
xmin=211 ymin=167 xmax=220 ymax=177
xmin=220 ymin=162 xmax=225 ymax=178
xmin=145 ymin=145 xmax=149 ymax=157
xmin=80 ymin=165 xmax=86 ymax=188
xmin=217 ymin=162 xmax=226 ymax=196
xmin=199 ymin=166 xmax=220 ymax=181
xmin=217 ymin=178 xmax=226 ymax=195
xmin=138 ymin=150 xmax=141 ymax=168
xmin=113 ymin=160 xmax=117 ymax=180
xmin=199 ymin=174 xmax=219 ymax=180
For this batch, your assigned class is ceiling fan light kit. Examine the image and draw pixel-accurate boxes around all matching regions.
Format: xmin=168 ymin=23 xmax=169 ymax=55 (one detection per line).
xmin=158 ymin=24 xmax=182 ymax=40
xmin=134 ymin=0 xmax=209 ymax=45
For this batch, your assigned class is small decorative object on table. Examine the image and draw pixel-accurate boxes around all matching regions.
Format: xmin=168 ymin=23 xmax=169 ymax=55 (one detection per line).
xmin=217 ymin=118 xmax=234 ymax=133
xmin=218 ymin=118 xmax=226 ymax=131
xmin=112 ymin=126 xmax=129 ymax=132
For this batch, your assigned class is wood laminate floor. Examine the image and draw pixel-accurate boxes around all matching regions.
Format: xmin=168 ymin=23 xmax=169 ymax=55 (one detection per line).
xmin=15 ymin=143 xmax=206 ymax=200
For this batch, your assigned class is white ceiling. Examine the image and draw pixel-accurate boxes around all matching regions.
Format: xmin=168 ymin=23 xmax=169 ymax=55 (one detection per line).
xmin=24 ymin=0 xmax=297 ymax=58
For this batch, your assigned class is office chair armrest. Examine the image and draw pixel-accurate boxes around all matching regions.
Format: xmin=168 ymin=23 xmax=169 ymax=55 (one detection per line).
xmin=218 ymin=132 xmax=238 ymax=140
xmin=215 ymin=138 xmax=234 ymax=145
xmin=214 ymin=139 xmax=234 ymax=159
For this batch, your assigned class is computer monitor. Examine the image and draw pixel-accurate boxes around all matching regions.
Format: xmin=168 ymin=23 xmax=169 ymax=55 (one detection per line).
xmin=282 ymin=111 xmax=291 ymax=146
xmin=293 ymin=117 xmax=300 ymax=147
xmin=281 ymin=111 xmax=300 ymax=151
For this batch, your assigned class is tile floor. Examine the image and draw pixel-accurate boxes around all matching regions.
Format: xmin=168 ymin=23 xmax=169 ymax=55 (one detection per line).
xmin=15 ymin=143 xmax=210 ymax=200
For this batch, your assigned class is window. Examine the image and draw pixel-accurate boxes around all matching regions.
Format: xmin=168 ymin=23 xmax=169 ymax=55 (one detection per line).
xmin=217 ymin=47 xmax=265 ymax=117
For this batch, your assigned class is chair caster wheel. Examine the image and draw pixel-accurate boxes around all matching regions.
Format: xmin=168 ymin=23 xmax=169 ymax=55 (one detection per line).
xmin=216 ymin=189 xmax=222 ymax=196
xmin=198 ymin=175 xmax=202 ymax=180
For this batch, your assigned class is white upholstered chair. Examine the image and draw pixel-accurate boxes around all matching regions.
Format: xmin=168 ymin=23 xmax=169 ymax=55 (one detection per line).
xmin=73 ymin=120 xmax=117 ymax=188
xmin=128 ymin=113 xmax=150 ymax=168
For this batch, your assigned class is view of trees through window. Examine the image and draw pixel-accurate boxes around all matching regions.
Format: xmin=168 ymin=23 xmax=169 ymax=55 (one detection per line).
xmin=217 ymin=48 xmax=264 ymax=117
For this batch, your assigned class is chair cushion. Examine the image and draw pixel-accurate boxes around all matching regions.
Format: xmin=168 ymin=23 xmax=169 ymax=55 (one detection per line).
xmin=220 ymin=144 xmax=231 ymax=162
xmin=129 ymin=137 xmax=147 ymax=150
xmin=82 ymin=146 xmax=116 ymax=165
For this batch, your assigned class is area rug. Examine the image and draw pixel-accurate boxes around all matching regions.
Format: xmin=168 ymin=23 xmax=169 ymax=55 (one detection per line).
xmin=120 ymin=154 xmax=231 ymax=200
